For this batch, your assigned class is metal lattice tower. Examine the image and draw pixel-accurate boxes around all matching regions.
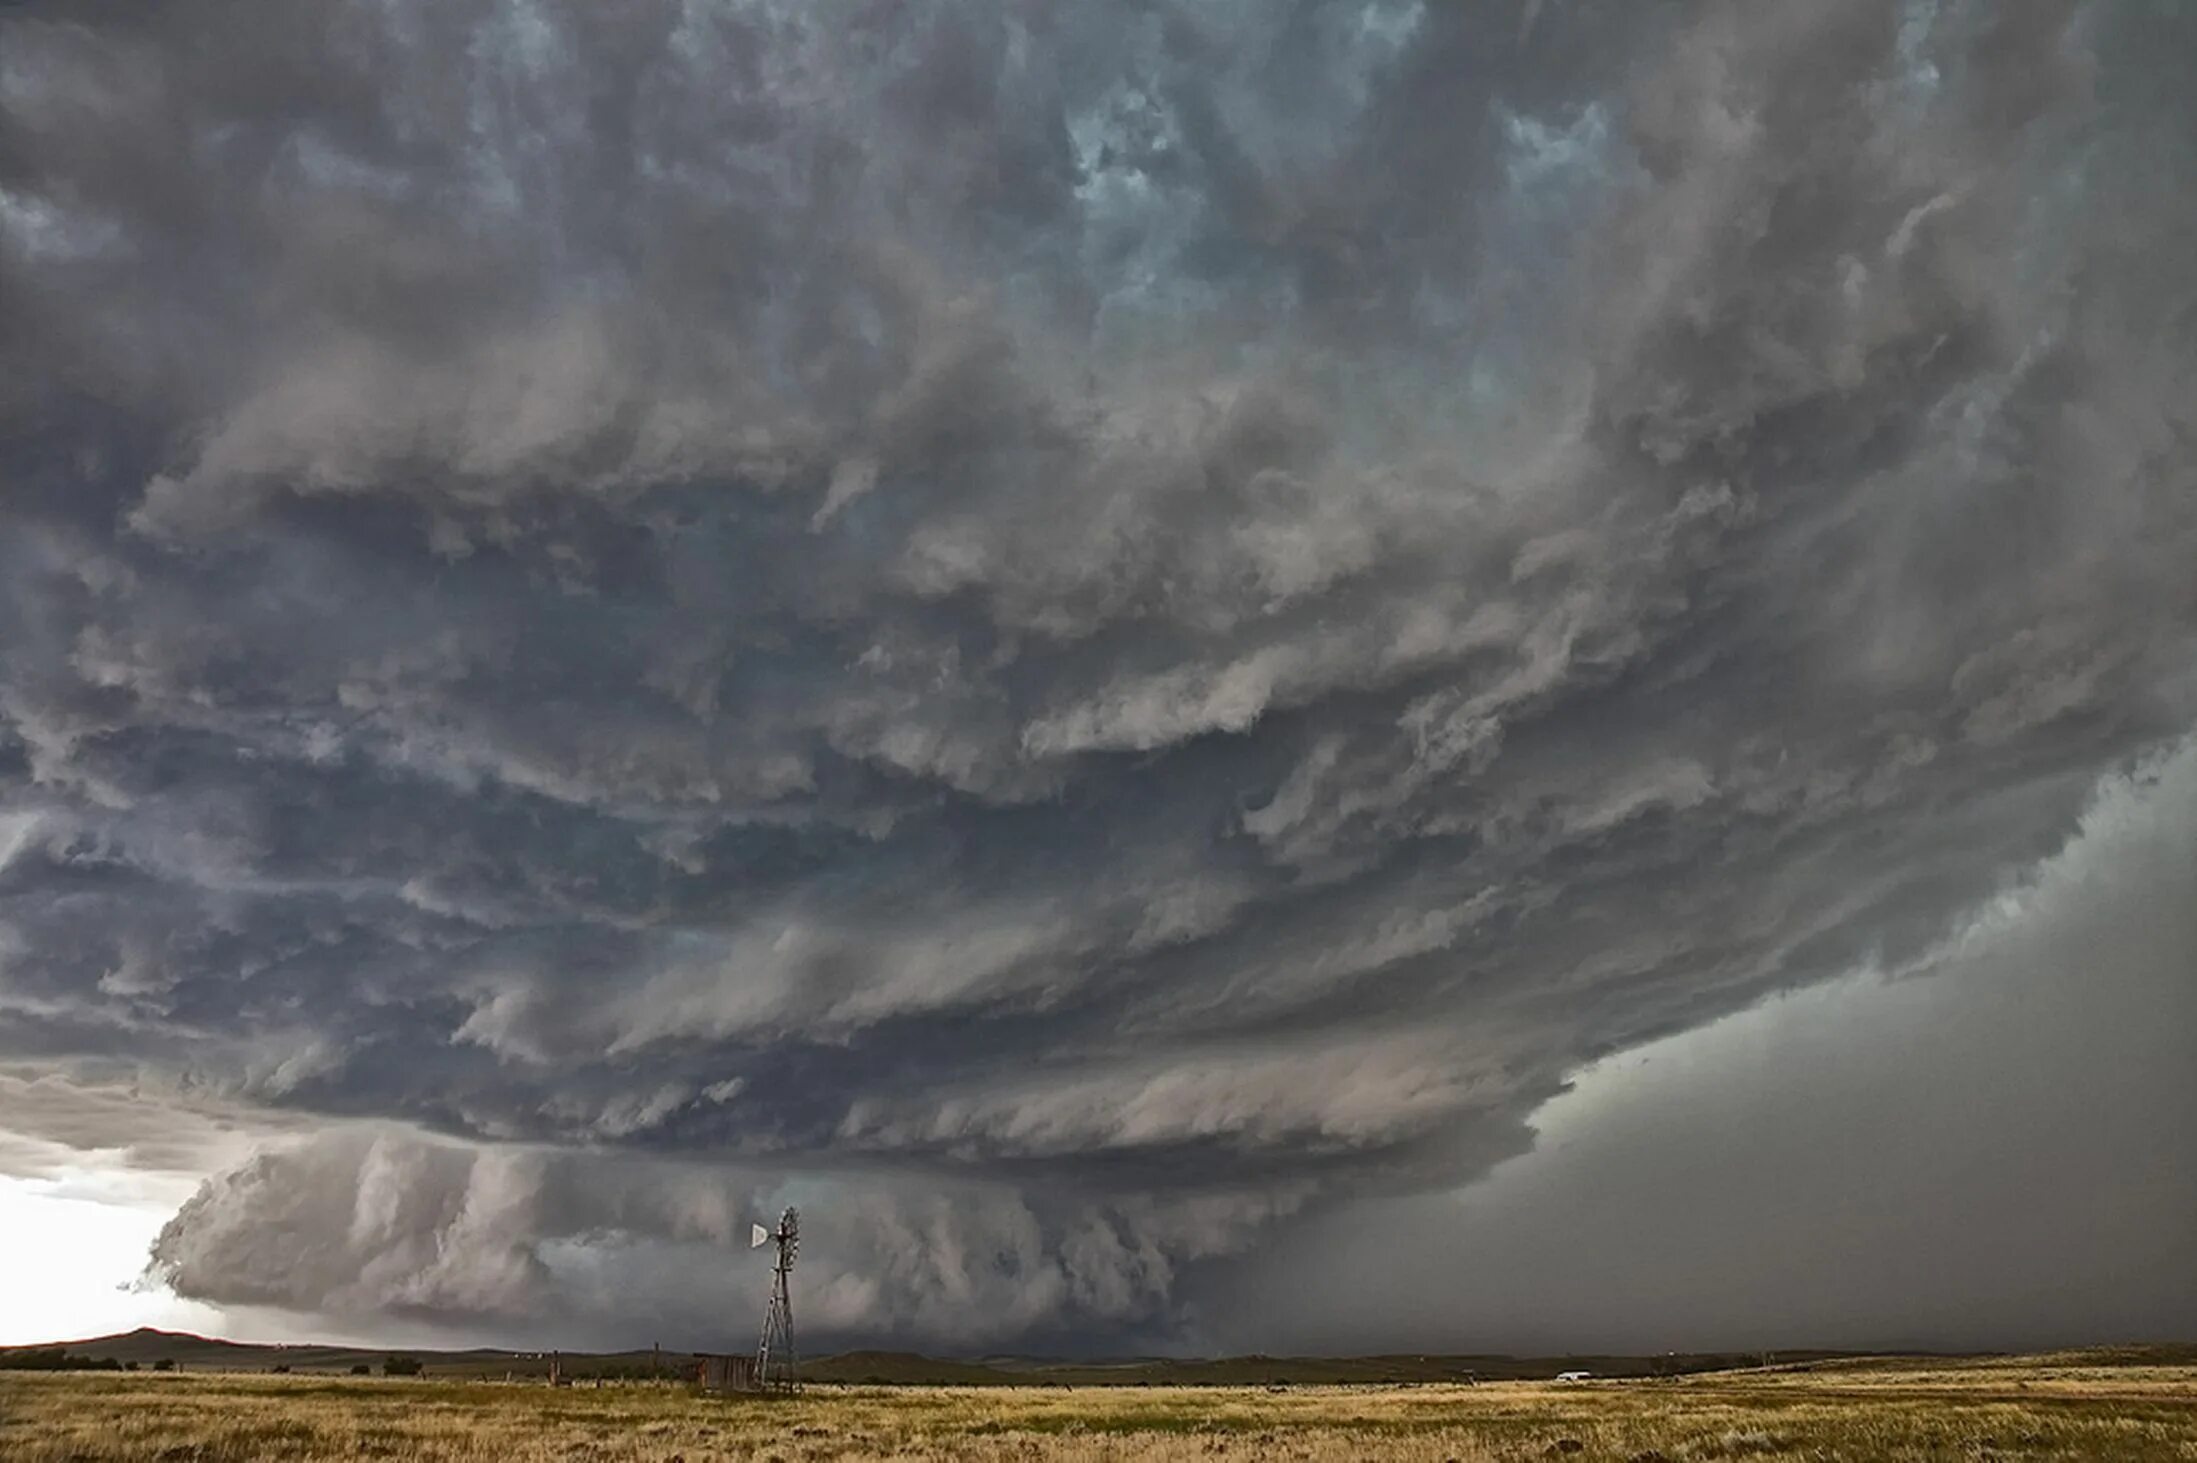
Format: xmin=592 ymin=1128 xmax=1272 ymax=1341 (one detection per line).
xmin=752 ymin=1206 xmax=799 ymax=1388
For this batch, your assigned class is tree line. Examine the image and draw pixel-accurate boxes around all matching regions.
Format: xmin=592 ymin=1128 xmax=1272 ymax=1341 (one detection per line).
xmin=0 ymin=1349 xmax=174 ymax=1372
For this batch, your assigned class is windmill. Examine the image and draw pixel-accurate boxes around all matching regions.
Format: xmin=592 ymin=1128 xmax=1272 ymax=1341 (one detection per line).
xmin=751 ymin=1206 xmax=799 ymax=1388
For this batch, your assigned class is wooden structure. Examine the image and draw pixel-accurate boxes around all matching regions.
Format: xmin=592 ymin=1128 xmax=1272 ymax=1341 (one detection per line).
xmin=696 ymin=1353 xmax=759 ymax=1393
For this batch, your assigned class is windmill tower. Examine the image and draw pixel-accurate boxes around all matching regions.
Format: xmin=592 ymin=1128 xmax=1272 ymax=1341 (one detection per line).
xmin=752 ymin=1206 xmax=799 ymax=1388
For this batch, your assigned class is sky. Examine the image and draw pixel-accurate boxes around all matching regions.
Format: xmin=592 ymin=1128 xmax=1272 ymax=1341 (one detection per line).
xmin=0 ymin=0 xmax=2192 ymax=1357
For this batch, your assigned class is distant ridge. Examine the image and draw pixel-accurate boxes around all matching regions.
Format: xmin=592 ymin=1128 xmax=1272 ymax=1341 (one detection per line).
xmin=22 ymin=1329 xmax=2192 ymax=1384
xmin=0 ymin=1328 xmax=1926 ymax=1383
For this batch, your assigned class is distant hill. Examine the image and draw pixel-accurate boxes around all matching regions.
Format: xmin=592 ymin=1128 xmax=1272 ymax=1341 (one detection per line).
xmin=34 ymin=1330 xmax=2192 ymax=1385
xmin=0 ymin=1328 xmax=1920 ymax=1384
xmin=1 ymin=1329 xmax=638 ymax=1379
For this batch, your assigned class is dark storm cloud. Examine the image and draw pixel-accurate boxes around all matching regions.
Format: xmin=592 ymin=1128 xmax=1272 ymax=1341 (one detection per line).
xmin=0 ymin=1068 xmax=279 ymax=1181
xmin=2 ymin=0 xmax=2193 ymax=1347
xmin=1213 ymin=737 xmax=2197 ymax=1353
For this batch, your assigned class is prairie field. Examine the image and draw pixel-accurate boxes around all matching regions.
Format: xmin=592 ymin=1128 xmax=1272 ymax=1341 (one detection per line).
xmin=3 ymin=1352 xmax=2194 ymax=1462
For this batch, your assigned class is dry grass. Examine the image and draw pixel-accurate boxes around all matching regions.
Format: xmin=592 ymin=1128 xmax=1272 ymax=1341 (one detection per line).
xmin=4 ymin=1355 xmax=2194 ymax=1461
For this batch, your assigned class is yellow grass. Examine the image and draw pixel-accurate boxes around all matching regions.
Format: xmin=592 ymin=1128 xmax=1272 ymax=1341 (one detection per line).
xmin=4 ymin=1355 xmax=2195 ymax=1461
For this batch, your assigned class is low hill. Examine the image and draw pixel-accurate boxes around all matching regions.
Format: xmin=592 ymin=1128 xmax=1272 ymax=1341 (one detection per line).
xmin=59 ymin=1335 xmax=2193 ymax=1385
xmin=0 ymin=1328 xmax=1906 ymax=1384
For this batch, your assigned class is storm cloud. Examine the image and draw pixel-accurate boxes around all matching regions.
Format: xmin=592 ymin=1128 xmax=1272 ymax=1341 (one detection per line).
xmin=2 ymin=0 xmax=2193 ymax=1350
xmin=1216 ymin=735 xmax=2197 ymax=1354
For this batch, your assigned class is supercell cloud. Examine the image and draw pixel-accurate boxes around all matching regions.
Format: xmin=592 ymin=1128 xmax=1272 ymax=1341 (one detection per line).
xmin=0 ymin=0 xmax=2193 ymax=1350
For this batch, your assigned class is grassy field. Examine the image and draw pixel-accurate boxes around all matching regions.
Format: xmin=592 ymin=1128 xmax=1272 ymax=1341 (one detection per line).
xmin=3 ymin=1351 xmax=2193 ymax=1461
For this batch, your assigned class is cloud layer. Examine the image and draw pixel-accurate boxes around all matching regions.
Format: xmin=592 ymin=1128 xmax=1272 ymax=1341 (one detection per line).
xmin=1218 ymin=736 xmax=2197 ymax=1353
xmin=2 ymin=0 xmax=2193 ymax=1349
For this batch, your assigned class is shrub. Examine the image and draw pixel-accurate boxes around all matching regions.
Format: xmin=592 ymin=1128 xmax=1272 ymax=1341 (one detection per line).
xmin=350 ymin=1363 xmax=371 ymax=1376
xmin=382 ymin=1355 xmax=423 ymax=1377
xmin=0 ymin=1348 xmax=65 ymax=1371
xmin=0 ymin=1348 xmax=121 ymax=1371
xmin=153 ymin=1359 xmax=175 ymax=1372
